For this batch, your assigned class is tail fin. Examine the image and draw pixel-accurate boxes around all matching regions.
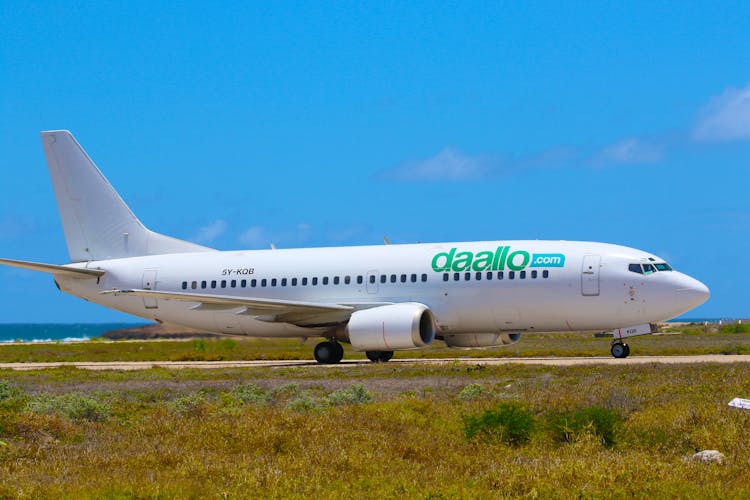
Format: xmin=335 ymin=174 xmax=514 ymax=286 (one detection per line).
xmin=41 ymin=130 xmax=213 ymax=263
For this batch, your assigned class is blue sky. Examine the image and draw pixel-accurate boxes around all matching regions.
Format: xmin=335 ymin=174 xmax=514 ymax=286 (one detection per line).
xmin=1 ymin=1 xmax=748 ymax=322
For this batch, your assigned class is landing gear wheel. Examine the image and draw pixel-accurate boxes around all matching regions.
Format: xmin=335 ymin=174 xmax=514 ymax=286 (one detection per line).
xmin=611 ymin=342 xmax=629 ymax=359
xmin=365 ymin=350 xmax=394 ymax=363
xmin=314 ymin=341 xmax=344 ymax=364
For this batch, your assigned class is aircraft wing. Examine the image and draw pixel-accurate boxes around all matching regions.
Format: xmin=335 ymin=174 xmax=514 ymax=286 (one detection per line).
xmin=0 ymin=258 xmax=104 ymax=279
xmin=100 ymin=289 xmax=388 ymax=327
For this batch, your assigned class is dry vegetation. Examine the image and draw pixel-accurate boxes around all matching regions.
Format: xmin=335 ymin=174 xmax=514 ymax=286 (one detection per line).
xmin=1 ymin=361 xmax=750 ymax=497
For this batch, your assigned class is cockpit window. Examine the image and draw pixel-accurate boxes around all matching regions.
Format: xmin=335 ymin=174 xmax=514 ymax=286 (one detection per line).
xmin=628 ymin=264 xmax=643 ymax=274
xmin=629 ymin=261 xmax=674 ymax=274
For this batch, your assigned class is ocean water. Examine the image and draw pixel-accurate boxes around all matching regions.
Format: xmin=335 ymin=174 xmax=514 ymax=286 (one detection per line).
xmin=0 ymin=323 xmax=147 ymax=343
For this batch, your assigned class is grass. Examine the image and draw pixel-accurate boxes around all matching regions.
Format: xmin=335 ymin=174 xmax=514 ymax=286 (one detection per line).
xmin=3 ymin=325 xmax=750 ymax=363
xmin=1 ymin=363 xmax=750 ymax=496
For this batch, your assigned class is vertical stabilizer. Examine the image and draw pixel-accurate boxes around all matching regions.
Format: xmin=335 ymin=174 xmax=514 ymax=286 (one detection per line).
xmin=41 ymin=130 xmax=213 ymax=262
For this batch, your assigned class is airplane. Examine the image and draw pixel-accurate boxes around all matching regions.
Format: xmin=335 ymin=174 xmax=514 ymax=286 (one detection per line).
xmin=0 ymin=131 xmax=710 ymax=363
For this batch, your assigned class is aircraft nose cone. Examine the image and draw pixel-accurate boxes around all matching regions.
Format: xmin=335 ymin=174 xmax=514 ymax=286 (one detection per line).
xmin=675 ymin=276 xmax=710 ymax=309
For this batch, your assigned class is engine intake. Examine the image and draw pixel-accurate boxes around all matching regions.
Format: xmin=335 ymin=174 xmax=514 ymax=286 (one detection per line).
xmin=343 ymin=303 xmax=435 ymax=351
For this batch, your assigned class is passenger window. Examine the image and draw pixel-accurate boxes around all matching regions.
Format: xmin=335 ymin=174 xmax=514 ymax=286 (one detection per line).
xmin=357 ymin=276 xmax=363 ymax=284
xmin=201 ymin=280 xmax=207 ymax=289
xmin=531 ymin=270 xmax=537 ymax=279
xmin=333 ymin=276 xmax=340 ymax=285
xmin=464 ymin=272 xmax=471 ymax=281
xmin=251 ymin=279 xmax=257 ymax=287
xmin=322 ymin=277 xmax=329 ymax=285
xmin=454 ymin=272 xmax=460 ymax=281
xmin=231 ymin=279 xmax=237 ymax=288
xmin=391 ymin=275 xmax=397 ymax=283
xmin=520 ymin=271 xmax=526 ymax=279
xmin=421 ymin=273 xmax=427 ymax=282
xmin=270 ymin=278 xmax=276 ymax=287
xmin=302 ymin=277 xmax=308 ymax=286
xmin=191 ymin=281 xmax=197 ymax=289
xmin=410 ymin=274 xmax=417 ymax=283
xmin=509 ymin=271 xmax=515 ymax=280
xmin=475 ymin=272 xmax=482 ymax=281
xmin=498 ymin=272 xmax=504 ymax=280
xmin=221 ymin=280 xmax=227 ymax=288
xmin=292 ymin=278 xmax=298 ymax=286
xmin=281 ymin=278 xmax=287 ymax=286
xmin=370 ymin=275 xmax=376 ymax=284
xmin=542 ymin=270 xmax=549 ymax=278
xmin=241 ymin=279 xmax=247 ymax=288
xmin=181 ymin=281 xmax=187 ymax=290
xmin=628 ymin=264 xmax=643 ymax=274
xmin=443 ymin=273 xmax=449 ymax=282
xmin=380 ymin=275 xmax=386 ymax=284
xmin=312 ymin=277 xmax=318 ymax=285
xmin=345 ymin=276 xmax=351 ymax=284
xmin=211 ymin=280 xmax=217 ymax=288
xmin=261 ymin=279 xmax=267 ymax=287
xmin=400 ymin=274 xmax=407 ymax=283
xmin=486 ymin=272 xmax=493 ymax=280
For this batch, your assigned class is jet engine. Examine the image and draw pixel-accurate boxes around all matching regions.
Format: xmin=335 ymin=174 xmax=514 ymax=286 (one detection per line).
xmin=342 ymin=303 xmax=436 ymax=351
xmin=442 ymin=332 xmax=521 ymax=348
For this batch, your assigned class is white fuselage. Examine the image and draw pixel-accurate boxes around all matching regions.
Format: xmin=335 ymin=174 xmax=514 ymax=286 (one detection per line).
xmin=56 ymin=240 xmax=709 ymax=338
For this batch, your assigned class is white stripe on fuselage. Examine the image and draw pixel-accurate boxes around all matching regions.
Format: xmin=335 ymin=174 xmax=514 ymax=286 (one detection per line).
xmin=55 ymin=240 xmax=705 ymax=337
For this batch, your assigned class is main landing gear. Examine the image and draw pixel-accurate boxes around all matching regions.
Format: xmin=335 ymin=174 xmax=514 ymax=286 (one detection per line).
xmin=610 ymin=342 xmax=630 ymax=359
xmin=365 ymin=351 xmax=394 ymax=363
xmin=314 ymin=340 xmax=344 ymax=364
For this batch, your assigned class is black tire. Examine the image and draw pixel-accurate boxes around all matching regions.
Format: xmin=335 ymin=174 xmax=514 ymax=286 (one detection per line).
xmin=623 ymin=344 xmax=630 ymax=357
xmin=314 ymin=341 xmax=341 ymax=364
xmin=365 ymin=350 xmax=394 ymax=363
xmin=332 ymin=341 xmax=344 ymax=363
xmin=611 ymin=342 xmax=628 ymax=359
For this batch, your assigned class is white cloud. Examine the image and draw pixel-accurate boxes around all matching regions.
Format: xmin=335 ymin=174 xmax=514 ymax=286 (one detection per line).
xmin=593 ymin=138 xmax=663 ymax=166
xmin=193 ymin=219 xmax=227 ymax=244
xmin=238 ymin=225 xmax=266 ymax=247
xmin=378 ymin=147 xmax=496 ymax=181
xmin=693 ymin=83 xmax=750 ymax=142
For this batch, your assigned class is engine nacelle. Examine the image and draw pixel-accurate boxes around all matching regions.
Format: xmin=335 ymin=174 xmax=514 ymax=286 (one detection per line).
xmin=343 ymin=303 xmax=436 ymax=351
xmin=443 ymin=332 xmax=521 ymax=348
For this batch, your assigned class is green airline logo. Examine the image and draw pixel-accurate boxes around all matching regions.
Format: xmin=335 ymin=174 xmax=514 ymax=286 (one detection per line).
xmin=431 ymin=246 xmax=566 ymax=272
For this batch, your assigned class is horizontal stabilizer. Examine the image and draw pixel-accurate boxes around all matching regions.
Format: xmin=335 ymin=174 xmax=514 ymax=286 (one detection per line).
xmin=0 ymin=258 xmax=104 ymax=278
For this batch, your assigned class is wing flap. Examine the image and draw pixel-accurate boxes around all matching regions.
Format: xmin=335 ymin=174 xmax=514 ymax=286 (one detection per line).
xmin=101 ymin=289 xmax=355 ymax=326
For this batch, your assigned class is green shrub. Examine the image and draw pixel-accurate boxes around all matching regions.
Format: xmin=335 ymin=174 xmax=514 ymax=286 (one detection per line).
xmin=0 ymin=380 xmax=22 ymax=403
xmin=458 ymin=383 xmax=484 ymax=401
xmin=167 ymin=393 xmax=207 ymax=416
xmin=463 ymin=402 xmax=535 ymax=445
xmin=546 ymin=406 xmax=622 ymax=447
xmin=324 ymin=384 xmax=373 ymax=406
xmin=25 ymin=393 xmax=109 ymax=422
xmin=720 ymin=323 xmax=750 ymax=334
xmin=232 ymin=384 xmax=270 ymax=405
xmin=285 ymin=395 xmax=320 ymax=411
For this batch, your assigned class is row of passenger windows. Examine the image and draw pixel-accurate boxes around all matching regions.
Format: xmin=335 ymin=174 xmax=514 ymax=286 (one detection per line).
xmin=442 ymin=270 xmax=549 ymax=281
xmin=180 ymin=269 xmax=551 ymax=290
xmin=181 ymin=273 xmax=429 ymax=290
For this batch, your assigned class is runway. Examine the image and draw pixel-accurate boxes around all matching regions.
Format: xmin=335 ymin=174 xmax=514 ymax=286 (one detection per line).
xmin=1 ymin=355 xmax=749 ymax=371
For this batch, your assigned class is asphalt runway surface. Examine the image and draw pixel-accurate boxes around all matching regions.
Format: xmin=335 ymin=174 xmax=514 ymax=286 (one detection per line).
xmin=1 ymin=355 xmax=749 ymax=371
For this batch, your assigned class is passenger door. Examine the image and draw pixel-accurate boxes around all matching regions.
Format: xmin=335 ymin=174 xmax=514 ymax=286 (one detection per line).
xmin=581 ymin=255 xmax=600 ymax=296
xmin=142 ymin=270 xmax=158 ymax=309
